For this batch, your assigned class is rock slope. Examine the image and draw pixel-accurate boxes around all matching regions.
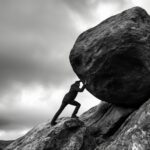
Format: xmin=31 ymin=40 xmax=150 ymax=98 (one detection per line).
xmin=4 ymin=99 xmax=150 ymax=150
xmin=70 ymin=7 xmax=150 ymax=107
xmin=0 ymin=141 xmax=13 ymax=150
xmin=95 ymin=99 xmax=150 ymax=150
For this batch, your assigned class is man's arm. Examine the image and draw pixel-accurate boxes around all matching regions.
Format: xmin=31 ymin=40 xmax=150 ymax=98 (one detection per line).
xmin=78 ymin=84 xmax=85 ymax=92
xmin=77 ymin=81 xmax=86 ymax=92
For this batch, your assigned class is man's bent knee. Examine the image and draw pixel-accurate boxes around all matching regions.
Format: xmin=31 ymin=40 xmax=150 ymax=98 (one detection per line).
xmin=77 ymin=103 xmax=81 ymax=107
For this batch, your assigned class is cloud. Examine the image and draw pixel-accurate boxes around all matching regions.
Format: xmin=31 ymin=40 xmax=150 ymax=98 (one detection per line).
xmin=0 ymin=129 xmax=28 ymax=140
xmin=0 ymin=84 xmax=99 ymax=141
xmin=0 ymin=85 xmax=65 ymax=130
xmin=0 ymin=0 xmax=81 ymax=139
xmin=0 ymin=0 xmax=80 ymax=95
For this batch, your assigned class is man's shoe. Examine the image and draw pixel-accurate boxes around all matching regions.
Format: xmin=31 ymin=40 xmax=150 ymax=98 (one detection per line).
xmin=51 ymin=121 xmax=57 ymax=126
xmin=71 ymin=115 xmax=78 ymax=118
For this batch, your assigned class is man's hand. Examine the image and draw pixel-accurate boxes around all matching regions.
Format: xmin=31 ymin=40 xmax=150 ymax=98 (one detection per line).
xmin=77 ymin=80 xmax=87 ymax=89
xmin=81 ymin=80 xmax=87 ymax=86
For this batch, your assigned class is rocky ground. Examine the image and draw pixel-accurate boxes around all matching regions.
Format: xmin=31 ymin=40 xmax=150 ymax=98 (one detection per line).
xmin=3 ymin=99 xmax=150 ymax=150
xmin=0 ymin=141 xmax=13 ymax=150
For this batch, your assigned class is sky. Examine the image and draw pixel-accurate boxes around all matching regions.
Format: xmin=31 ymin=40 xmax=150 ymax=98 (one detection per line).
xmin=0 ymin=0 xmax=150 ymax=140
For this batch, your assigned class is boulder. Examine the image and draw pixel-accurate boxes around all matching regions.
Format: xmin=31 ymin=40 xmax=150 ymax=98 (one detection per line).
xmin=70 ymin=7 xmax=150 ymax=107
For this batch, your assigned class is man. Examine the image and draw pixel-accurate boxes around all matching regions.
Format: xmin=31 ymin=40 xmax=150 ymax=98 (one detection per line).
xmin=51 ymin=80 xmax=86 ymax=126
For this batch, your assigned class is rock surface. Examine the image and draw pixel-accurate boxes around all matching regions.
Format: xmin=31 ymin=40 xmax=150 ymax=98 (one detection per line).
xmin=0 ymin=141 xmax=13 ymax=150
xmin=70 ymin=7 xmax=150 ymax=107
xmin=4 ymin=99 xmax=150 ymax=150
xmin=5 ymin=118 xmax=95 ymax=150
xmin=95 ymin=99 xmax=150 ymax=150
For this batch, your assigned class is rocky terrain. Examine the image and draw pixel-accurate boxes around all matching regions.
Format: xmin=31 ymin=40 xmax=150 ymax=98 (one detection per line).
xmin=0 ymin=141 xmax=13 ymax=150
xmin=3 ymin=6 xmax=150 ymax=150
xmin=4 ymin=99 xmax=150 ymax=150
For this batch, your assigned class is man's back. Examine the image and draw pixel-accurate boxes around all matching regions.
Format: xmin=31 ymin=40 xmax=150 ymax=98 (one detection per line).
xmin=63 ymin=84 xmax=79 ymax=103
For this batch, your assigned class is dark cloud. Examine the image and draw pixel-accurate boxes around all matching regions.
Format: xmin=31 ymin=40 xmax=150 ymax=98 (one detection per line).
xmin=0 ymin=0 xmax=79 ymax=94
xmin=0 ymin=109 xmax=48 ymax=130
xmin=0 ymin=40 xmax=73 ymax=89
xmin=62 ymin=0 xmax=93 ymax=17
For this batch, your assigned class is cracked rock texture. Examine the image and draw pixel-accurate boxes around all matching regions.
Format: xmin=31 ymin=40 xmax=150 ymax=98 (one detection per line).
xmin=95 ymin=99 xmax=150 ymax=150
xmin=70 ymin=7 xmax=150 ymax=107
xmin=5 ymin=118 xmax=95 ymax=150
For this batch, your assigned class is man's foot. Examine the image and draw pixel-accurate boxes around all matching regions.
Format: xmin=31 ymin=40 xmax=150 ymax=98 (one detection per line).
xmin=71 ymin=115 xmax=78 ymax=118
xmin=51 ymin=121 xmax=57 ymax=126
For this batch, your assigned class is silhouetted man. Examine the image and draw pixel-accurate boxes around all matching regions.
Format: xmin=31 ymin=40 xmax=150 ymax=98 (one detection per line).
xmin=51 ymin=80 xmax=86 ymax=126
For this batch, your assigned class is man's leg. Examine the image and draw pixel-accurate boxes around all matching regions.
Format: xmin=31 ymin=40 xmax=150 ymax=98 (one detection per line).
xmin=70 ymin=100 xmax=81 ymax=118
xmin=51 ymin=102 xmax=67 ymax=125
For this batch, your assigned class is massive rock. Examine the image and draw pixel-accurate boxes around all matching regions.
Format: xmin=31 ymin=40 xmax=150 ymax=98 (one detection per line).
xmin=95 ymin=99 xmax=150 ymax=150
xmin=70 ymin=7 xmax=150 ymax=107
xmin=4 ymin=99 xmax=150 ymax=150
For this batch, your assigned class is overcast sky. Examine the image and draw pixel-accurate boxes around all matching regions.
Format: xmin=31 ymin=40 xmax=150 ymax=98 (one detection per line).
xmin=0 ymin=0 xmax=150 ymax=140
